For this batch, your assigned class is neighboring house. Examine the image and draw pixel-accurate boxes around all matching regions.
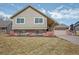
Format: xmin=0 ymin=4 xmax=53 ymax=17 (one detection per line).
xmin=54 ymin=24 xmax=69 ymax=30
xmin=75 ymin=26 xmax=79 ymax=35
xmin=10 ymin=6 xmax=58 ymax=34
xmin=74 ymin=21 xmax=79 ymax=35
xmin=74 ymin=21 xmax=79 ymax=31
xmin=75 ymin=26 xmax=79 ymax=31
xmin=0 ymin=20 xmax=12 ymax=33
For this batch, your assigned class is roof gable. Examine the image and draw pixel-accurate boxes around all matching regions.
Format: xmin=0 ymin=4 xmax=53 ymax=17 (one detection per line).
xmin=10 ymin=5 xmax=58 ymax=26
xmin=11 ymin=6 xmax=47 ymax=19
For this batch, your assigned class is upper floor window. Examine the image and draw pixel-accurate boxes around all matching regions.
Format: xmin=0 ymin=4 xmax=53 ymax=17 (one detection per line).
xmin=34 ymin=17 xmax=43 ymax=24
xmin=16 ymin=18 xmax=24 ymax=24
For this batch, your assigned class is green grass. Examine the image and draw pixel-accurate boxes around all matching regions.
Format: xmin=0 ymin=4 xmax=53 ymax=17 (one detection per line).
xmin=0 ymin=34 xmax=79 ymax=55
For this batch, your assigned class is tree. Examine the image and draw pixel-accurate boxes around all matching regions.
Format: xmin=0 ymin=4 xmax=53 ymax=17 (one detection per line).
xmin=0 ymin=15 xmax=4 ymax=21
xmin=4 ymin=16 xmax=9 ymax=20
xmin=0 ymin=14 xmax=10 ymax=21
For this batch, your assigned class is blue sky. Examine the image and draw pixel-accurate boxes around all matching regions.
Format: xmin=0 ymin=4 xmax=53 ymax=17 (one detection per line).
xmin=0 ymin=3 xmax=79 ymax=25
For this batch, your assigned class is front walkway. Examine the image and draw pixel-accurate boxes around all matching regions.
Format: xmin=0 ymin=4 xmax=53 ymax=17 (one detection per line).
xmin=54 ymin=30 xmax=79 ymax=45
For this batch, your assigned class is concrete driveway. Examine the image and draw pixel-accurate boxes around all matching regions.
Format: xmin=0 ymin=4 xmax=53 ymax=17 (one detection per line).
xmin=54 ymin=30 xmax=79 ymax=45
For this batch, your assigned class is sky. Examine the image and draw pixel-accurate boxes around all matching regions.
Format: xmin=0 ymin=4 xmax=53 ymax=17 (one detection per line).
xmin=0 ymin=3 xmax=79 ymax=25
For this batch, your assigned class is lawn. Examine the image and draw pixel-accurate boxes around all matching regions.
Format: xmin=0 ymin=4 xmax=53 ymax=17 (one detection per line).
xmin=0 ymin=34 xmax=79 ymax=55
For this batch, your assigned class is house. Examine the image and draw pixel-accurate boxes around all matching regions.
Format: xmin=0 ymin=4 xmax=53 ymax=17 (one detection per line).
xmin=74 ymin=21 xmax=79 ymax=31
xmin=0 ymin=20 xmax=12 ymax=33
xmin=75 ymin=26 xmax=79 ymax=35
xmin=10 ymin=6 xmax=58 ymax=34
xmin=74 ymin=21 xmax=79 ymax=35
xmin=75 ymin=26 xmax=79 ymax=31
xmin=54 ymin=24 xmax=69 ymax=30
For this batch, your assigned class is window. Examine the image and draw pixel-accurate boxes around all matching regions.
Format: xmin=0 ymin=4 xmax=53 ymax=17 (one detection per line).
xmin=16 ymin=18 xmax=24 ymax=24
xmin=34 ymin=17 xmax=43 ymax=24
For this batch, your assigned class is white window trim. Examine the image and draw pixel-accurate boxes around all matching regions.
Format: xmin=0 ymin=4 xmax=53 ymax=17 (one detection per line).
xmin=16 ymin=17 xmax=25 ymax=24
xmin=34 ymin=17 xmax=44 ymax=24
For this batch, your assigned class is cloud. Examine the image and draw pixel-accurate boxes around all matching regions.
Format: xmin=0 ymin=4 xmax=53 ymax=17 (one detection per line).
xmin=39 ymin=5 xmax=79 ymax=20
xmin=48 ymin=7 xmax=79 ymax=20
xmin=39 ymin=8 xmax=46 ymax=14
xmin=0 ymin=11 xmax=11 ymax=18
xmin=48 ymin=11 xmax=63 ymax=19
xmin=10 ymin=4 xmax=19 ymax=10
xmin=10 ymin=4 xmax=15 ymax=7
xmin=55 ymin=5 xmax=64 ymax=10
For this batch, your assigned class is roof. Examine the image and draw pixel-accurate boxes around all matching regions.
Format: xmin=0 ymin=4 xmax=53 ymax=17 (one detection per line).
xmin=10 ymin=5 xmax=58 ymax=26
xmin=0 ymin=20 xmax=11 ymax=28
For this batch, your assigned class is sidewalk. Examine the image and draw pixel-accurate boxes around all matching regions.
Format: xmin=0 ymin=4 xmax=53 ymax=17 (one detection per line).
xmin=54 ymin=30 xmax=79 ymax=45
